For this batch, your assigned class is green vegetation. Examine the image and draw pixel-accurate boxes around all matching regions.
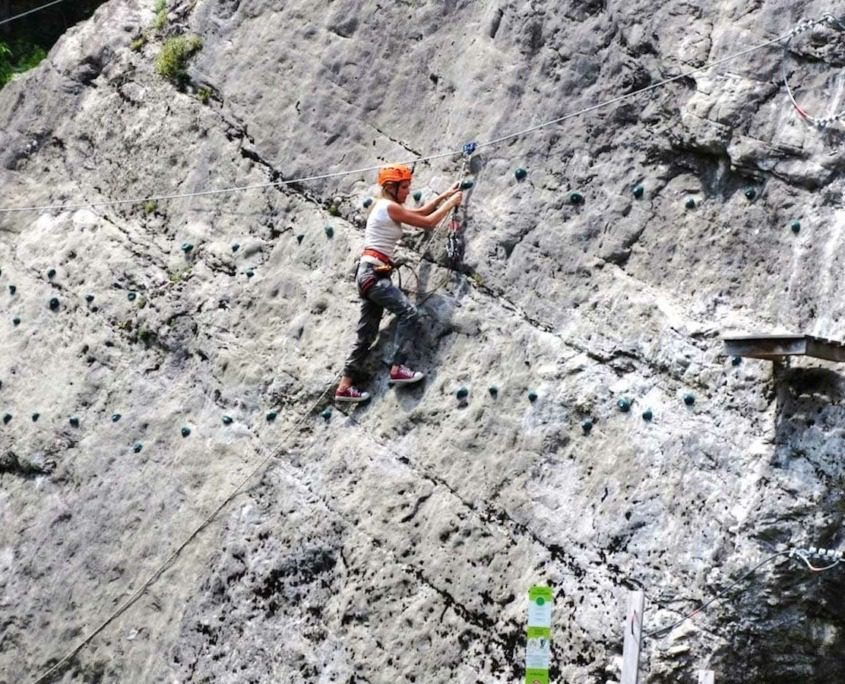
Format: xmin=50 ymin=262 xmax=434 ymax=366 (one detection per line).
xmin=0 ymin=40 xmax=48 ymax=88
xmin=196 ymin=86 xmax=212 ymax=104
xmin=143 ymin=200 xmax=158 ymax=214
xmin=152 ymin=0 xmax=168 ymax=31
xmin=154 ymin=35 xmax=203 ymax=87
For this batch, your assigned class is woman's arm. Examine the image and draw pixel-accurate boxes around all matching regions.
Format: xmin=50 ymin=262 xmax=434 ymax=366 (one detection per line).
xmin=407 ymin=182 xmax=462 ymax=216
xmin=388 ymin=192 xmax=463 ymax=229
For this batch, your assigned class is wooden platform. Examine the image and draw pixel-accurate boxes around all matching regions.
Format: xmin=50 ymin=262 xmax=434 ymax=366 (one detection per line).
xmin=723 ymin=334 xmax=845 ymax=363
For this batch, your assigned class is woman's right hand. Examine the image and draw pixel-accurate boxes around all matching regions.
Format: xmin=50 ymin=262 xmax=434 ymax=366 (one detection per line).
xmin=451 ymin=192 xmax=463 ymax=207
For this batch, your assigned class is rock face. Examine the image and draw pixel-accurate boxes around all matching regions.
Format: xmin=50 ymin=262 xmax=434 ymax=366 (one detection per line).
xmin=2 ymin=1 xmax=845 ymax=682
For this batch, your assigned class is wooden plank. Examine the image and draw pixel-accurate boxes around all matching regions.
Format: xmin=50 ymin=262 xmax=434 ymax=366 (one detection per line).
xmin=806 ymin=337 xmax=845 ymax=362
xmin=697 ymin=670 xmax=715 ymax=684
xmin=621 ymin=590 xmax=644 ymax=684
xmin=723 ymin=335 xmax=807 ymax=359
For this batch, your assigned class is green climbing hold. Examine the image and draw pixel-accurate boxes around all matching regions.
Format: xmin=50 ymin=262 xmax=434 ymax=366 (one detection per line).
xmin=2 ymin=413 xmax=11 ymax=424
xmin=413 ymin=190 xmax=422 ymax=202
xmin=222 ymin=415 xmax=233 ymax=425
xmin=112 ymin=413 xmax=121 ymax=423
xmin=570 ymin=191 xmax=584 ymax=205
xmin=731 ymin=356 xmax=742 ymax=366
xmin=528 ymin=391 xmax=538 ymax=402
xmin=12 ymin=317 xmax=20 ymax=326
xmin=296 ymin=234 xmax=304 ymax=244
xmin=266 ymin=411 xmax=277 ymax=422
xmin=683 ymin=393 xmax=695 ymax=406
xmin=128 ymin=292 xmax=137 ymax=301
xmin=581 ymin=418 xmax=593 ymax=434
xmin=632 ymin=185 xmax=644 ymax=199
xmin=32 ymin=412 xmax=39 ymax=422
xmin=460 ymin=180 xmax=474 ymax=190
xmin=85 ymin=294 xmax=95 ymax=303
xmin=246 ymin=269 xmax=254 ymax=278
xmin=642 ymin=409 xmax=653 ymax=422
xmin=232 ymin=243 xmax=240 ymax=252
xmin=685 ymin=197 xmax=696 ymax=210
xmin=48 ymin=297 xmax=60 ymax=311
xmin=328 ymin=204 xmax=340 ymax=217
xmin=181 ymin=242 xmax=194 ymax=253
xmin=790 ymin=220 xmax=801 ymax=234
xmin=744 ymin=188 xmax=757 ymax=200
xmin=324 ymin=225 xmax=334 ymax=238
xmin=363 ymin=198 xmax=373 ymax=208
xmin=488 ymin=385 xmax=498 ymax=397
xmin=9 ymin=285 xmax=16 ymax=295
xmin=133 ymin=442 xmax=143 ymax=453
xmin=69 ymin=416 xmax=80 ymax=428
xmin=456 ymin=387 xmax=469 ymax=400
xmin=181 ymin=426 xmax=191 ymax=437
xmin=320 ymin=407 xmax=332 ymax=420
xmin=514 ymin=167 xmax=527 ymax=181
xmin=47 ymin=268 xmax=56 ymax=279
xmin=617 ymin=397 xmax=631 ymax=413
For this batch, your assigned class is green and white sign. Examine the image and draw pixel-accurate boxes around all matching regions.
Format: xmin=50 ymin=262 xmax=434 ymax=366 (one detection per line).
xmin=525 ymin=585 xmax=552 ymax=684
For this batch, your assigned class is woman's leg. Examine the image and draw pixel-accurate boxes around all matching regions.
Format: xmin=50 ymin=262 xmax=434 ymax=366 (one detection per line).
xmin=341 ymin=296 xmax=384 ymax=386
xmin=366 ymin=278 xmax=419 ymax=370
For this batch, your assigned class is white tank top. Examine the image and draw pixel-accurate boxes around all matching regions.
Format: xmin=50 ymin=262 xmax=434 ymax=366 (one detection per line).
xmin=362 ymin=199 xmax=403 ymax=262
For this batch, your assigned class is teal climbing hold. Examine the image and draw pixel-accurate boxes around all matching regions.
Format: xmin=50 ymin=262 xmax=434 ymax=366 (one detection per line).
xmin=181 ymin=426 xmax=191 ymax=437
xmin=246 ymin=269 xmax=254 ymax=278
xmin=528 ymin=391 xmax=538 ymax=402
xmin=112 ymin=413 xmax=121 ymax=422
xmin=3 ymin=413 xmax=11 ymax=424
xmin=413 ymin=190 xmax=422 ymax=202
xmin=49 ymin=297 xmax=60 ymax=311
xmin=744 ymin=188 xmax=757 ymax=200
xmin=9 ymin=285 xmax=16 ymax=295
xmin=363 ymin=197 xmax=373 ymax=208
xmin=296 ymin=234 xmax=305 ymax=244
xmin=617 ymin=398 xmax=631 ymax=413
xmin=133 ymin=442 xmax=143 ymax=453
xmin=514 ymin=167 xmax=527 ymax=181
xmin=232 ymin=243 xmax=240 ymax=252
xmin=266 ymin=411 xmax=277 ymax=422
xmin=683 ymin=393 xmax=695 ymax=406
xmin=47 ymin=268 xmax=56 ymax=279
xmin=488 ymin=385 xmax=498 ymax=397
xmin=642 ymin=409 xmax=653 ymax=422
xmin=222 ymin=415 xmax=233 ymax=425
xmin=181 ymin=242 xmax=194 ymax=254
xmin=85 ymin=294 xmax=94 ymax=303
xmin=581 ymin=418 xmax=593 ymax=434
xmin=790 ymin=220 xmax=801 ymax=234
xmin=324 ymin=225 xmax=334 ymax=238
xmin=685 ymin=197 xmax=696 ymax=210
xmin=570 ymin=192 xmax=584 ymax=205
xmin=460 ymin=180 xmax=474 ymax=190
xmin=731 ymin=356 xmax=742 ymax=366
xmin=632 ymin=185 xmax=644 ymax=199
xmin=456 ymin=387 xmax=469 ymax=400
xmin=69 ymin=416 xmax=80 ymax=428
xmin=320 ymin=407 xmax=332 ymax=420
xmin=128 ymin=292 xmax=137 ymax=301
xmin=12 ymin=317 xmax=20 ymax=326
xmin=32 ymin=412 xmax=39 ymax=422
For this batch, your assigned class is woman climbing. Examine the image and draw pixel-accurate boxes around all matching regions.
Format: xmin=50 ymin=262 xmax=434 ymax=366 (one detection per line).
xmin=335 ymin=164 xmax=463 ymax=403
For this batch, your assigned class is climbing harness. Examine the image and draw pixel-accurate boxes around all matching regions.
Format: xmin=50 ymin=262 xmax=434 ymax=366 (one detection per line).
xmin=782 ymin=14 xmax=845 ymax=127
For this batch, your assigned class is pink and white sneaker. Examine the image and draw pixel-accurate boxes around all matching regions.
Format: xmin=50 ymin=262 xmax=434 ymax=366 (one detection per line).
xmin=335 ymin=386 xmax=371 ymax=403
xmin=388 ymin=365 xmax=425 ymax=385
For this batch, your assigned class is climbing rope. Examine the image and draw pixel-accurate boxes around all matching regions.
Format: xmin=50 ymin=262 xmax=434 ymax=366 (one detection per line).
xmin=0 ymin=0 xmax=68 ymax=26
xmin=644 ymin=547 xmax=843 ymax=639
xmin=781 ymin=14 xmax=845 ymax=127
xmin=0 ymin=17 xmax=821 ymax=215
